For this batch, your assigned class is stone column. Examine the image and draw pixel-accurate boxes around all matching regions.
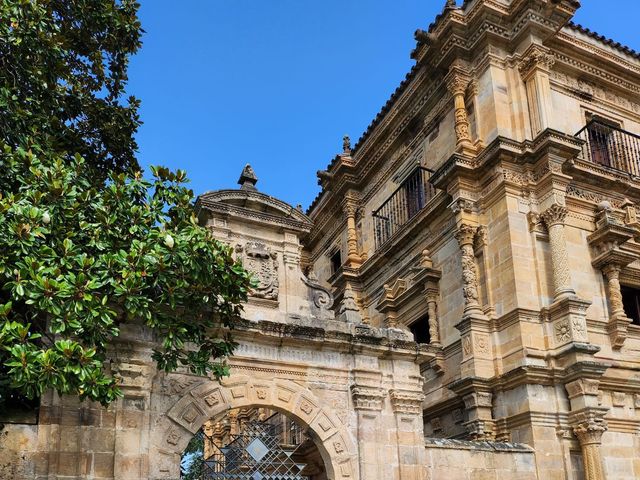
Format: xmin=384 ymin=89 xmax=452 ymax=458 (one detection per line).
xmin=572 ymin=413 xmax=607 ymax=480
xmin=565 ymin=375 xmax=609 ymax=480
xmin=455 ymin=223 xmax=483 ymax=316
xmin=343 ymin=199 xmax=362 ymax=268
xmin=602 ymin=264 xmax=625 ymax=319
xmin=541 ymin=204 xmax=575 ymax=300
xmin=445 ymin=68 xmax=476 ymax=156
xmin=425 ymin=287 xmax=440 ymax=345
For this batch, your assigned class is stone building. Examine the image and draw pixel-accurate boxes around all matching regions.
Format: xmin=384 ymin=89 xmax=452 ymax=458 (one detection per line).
xmin=2 ymin=0 xmax=640 ymax=479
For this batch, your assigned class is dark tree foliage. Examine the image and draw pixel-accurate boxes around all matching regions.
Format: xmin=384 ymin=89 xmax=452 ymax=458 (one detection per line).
xmin=0 ymin=0 xmax=143 ymax=176
xmin=0 ymin=0 xmax=252 ymax=411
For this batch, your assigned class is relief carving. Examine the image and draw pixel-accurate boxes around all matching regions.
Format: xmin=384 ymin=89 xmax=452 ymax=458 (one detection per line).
xmin=237 ymin=242 xmax=279 ymax=300
xmin=302 ymin=270 xmax=335 ymax=319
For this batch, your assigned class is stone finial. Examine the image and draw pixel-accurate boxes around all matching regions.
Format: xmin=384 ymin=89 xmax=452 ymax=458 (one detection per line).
xmin=420 ymin=249 xmax=433 ymax=269
xmin=342 ymin=135 xmax=351 ymax=155
xmin=338 ymin=285 xmax=362 ymax=323
xmin=238 ymin=164 xmax=258 ymax=191
xmin=445 ymin=0 xmax=457 ymax=9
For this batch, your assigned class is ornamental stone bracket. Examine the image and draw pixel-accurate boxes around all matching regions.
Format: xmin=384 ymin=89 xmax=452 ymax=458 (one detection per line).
xmin=301 ymin=270 xmax=335 ymax=321
xmin=448 ymin=377 xmax=495 ymax=441
xmin=588 ymin=202 xmax=639 ymax=349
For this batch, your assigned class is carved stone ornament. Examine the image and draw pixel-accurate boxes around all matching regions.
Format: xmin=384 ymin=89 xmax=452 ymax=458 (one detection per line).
xmin=302 ymin=270 xmax=335 ymax=319
xmin=518 ymin=45 xmax=555 ymax=79
xmin=351 ymin=385 xmax=385 ymax=411
xmin=389 ymin=389 xmax=425 ymax=415
xmin=572 ymin=411 xmax=608 ymax=446
xmin=455 ymin=224 xmax=481 ymax=312
xmin=541 ymin=204 xmax=568 ymax=228
xmin=237 ymin=242 xmax=279 ymax=300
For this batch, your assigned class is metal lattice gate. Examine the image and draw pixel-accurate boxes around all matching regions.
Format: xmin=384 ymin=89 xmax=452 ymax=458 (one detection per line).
xmin=200 ymin=412 xmax=311 ymax=479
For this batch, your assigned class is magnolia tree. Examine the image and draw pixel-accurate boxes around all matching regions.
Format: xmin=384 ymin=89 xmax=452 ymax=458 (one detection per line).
xmin=0 ymin=0 xmax=251 ymax=409
xmin=0 ymin=145 xmax=251 ymax=407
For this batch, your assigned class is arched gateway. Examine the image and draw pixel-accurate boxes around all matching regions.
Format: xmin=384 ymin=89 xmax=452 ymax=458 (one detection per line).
xmin=29 ymin=167 xmax=434 ymax=479
xmin=152 ymin=376 xmax=357 ymax=479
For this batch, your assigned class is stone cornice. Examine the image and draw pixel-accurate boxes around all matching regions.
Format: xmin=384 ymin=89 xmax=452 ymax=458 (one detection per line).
xmin=197 ymin=189 xmax=313 ymax=234
xmin=228 ymin=317 xmax=439 ymax=362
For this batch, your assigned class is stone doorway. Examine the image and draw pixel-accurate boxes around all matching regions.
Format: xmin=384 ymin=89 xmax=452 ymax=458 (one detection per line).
xmin=182 ymin=407 xmax=326 ymax=479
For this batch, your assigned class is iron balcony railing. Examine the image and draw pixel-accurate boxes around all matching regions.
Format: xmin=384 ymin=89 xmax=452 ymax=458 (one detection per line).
xmin=575 ymin=119 xmax=640 ymax=176
xmin=372 ymin=166 xmax=436 ymax=249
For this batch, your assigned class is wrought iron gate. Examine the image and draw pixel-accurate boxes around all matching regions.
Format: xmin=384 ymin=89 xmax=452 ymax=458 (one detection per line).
xmin=199 ymin=411 xmax=311 ymax=479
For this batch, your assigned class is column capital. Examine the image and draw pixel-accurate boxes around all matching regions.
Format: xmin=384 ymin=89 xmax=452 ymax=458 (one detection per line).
xmin=350 ymin=385 xmax=385 ymax=411
xmin=571 ymin=410 xmax=608 ymax=446
xmin=541 ymin=204 xmax=568 ymax=228
xmin=518 ymin=44 xmax=555 ymax=79
xmin=602 ymin=263 xmax=622 ymax=277
xmin=445 ymin=68 xmax=471 ymax=96
xmin=455 ymin=223 xmax=477 ymax=247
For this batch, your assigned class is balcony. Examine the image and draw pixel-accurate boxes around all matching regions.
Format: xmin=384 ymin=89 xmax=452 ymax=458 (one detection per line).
xmin=575 ymin=119 xmax=640 ymax=176
xmin=373 ymin=166 xmax=436 ymax=248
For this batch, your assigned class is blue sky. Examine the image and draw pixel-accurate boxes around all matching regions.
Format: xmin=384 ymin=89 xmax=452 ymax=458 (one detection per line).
xmin=128 ymin=1 xmax=640 ymax=210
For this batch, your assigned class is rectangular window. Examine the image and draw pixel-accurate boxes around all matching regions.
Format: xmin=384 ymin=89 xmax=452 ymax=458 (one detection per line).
xmin=621 ymin=285 xmax=640 ymax=325
xmin=585 ymin=113 xmax=621 ymax=168
xmin=329 ymin=249 xmax=342 ymax=275
xmin=409 ymin=314 xmax=431 ymax=344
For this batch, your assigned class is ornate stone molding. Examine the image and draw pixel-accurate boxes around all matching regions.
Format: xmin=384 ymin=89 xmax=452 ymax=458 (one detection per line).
xmin=351 ymin=386 xmax=385 ymax=411
xmin=518 ymin=44 xmax=555 ymax=79
xmin=389 ymin=389 xmax=425 ymax=415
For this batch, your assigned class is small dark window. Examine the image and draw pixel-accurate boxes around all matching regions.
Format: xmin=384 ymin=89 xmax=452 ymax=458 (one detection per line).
xmin=621 ymin=286 xmax=640 ymax=325
xmin=409 ymin=314 xmax=431 ymax=344
xmin=329 ymin=249 xmax=342 ymax=275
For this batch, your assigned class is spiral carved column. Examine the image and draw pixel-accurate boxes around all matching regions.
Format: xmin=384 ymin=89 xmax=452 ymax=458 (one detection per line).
xmin=343 ymin=201 xmax=362 ymax=268
xmin=445 ymin=69 xmax=475 ymax=155
xmin=455 ymin=224 xmax=483 ymax=316
xmin=541 ymin=204 xmax=575 ymax=300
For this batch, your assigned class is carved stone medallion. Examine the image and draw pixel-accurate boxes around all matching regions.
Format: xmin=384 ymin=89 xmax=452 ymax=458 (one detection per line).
xmin=237 ymin=242 xmax=279 ymax=300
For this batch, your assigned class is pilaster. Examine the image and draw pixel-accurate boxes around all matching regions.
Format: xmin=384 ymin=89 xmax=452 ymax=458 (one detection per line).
xmin=518 ymin=44 xmax=555 ymax=136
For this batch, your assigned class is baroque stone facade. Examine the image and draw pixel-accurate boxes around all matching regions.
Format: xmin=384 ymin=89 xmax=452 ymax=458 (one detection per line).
xmin=3 ymin=1 xmax=640 ymax=479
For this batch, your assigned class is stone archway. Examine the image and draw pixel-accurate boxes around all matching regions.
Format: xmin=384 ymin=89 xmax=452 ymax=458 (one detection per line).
xmin=150 ymin=375 xmax=358 ymax=480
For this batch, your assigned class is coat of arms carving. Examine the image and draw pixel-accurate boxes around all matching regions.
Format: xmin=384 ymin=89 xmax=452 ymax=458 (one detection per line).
xmin=236 ymin=242 xmax=279 ymax=300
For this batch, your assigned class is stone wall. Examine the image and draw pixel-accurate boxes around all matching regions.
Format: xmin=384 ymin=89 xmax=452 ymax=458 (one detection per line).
xmin=424 ymin=438 xmax=537 ymax=480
